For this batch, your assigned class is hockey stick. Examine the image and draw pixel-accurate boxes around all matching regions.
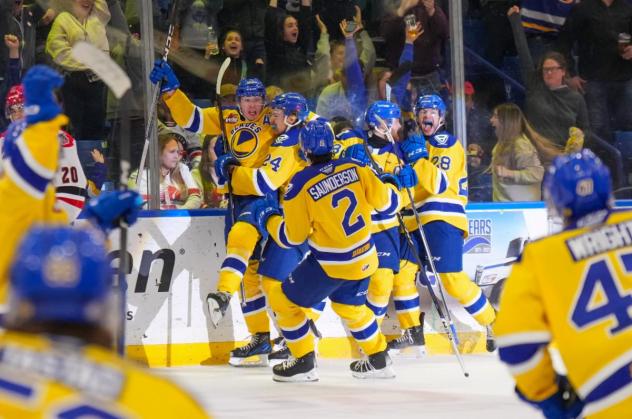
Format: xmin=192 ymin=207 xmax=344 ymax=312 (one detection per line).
xmin=72 ymin=42 xmax=132 ymax=356
xmin=135 ymin=0 xmax=181 ymax=192
xmin=214 ymin=57 xmax=246 ymax=307
xmin=372 ymin=115 xmax=469 ymax=377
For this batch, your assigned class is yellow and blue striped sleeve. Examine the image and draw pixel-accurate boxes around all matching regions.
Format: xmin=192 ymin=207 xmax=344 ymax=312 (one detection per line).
xmin=267 ymin=189 xmax=310 ymax=249
xmin=164 ymin=89 xmax=223 ymax=136
xmin=332 ymin=130 xmax=364 ymax=160
xmin=494 ymin=245 xmax=559 ymax=402
xmin=413 ymin=158 xmax=449 ymax=197
xmin=359 ymin=166 xmax=402 ymax=216
xmin=230 ymin=134 xmax=300 ymax=196
xmin=3 ymin=116 xmax=67 ymax=200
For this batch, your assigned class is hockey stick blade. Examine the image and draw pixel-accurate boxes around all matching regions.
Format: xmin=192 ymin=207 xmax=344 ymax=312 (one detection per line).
xmin=216 ymin=57 xmax=232 ymax=98
xmin=71 ymin=41 xmax=131 ymax=99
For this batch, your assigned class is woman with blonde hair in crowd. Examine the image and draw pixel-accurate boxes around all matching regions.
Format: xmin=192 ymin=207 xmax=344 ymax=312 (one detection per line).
xmin=490 ymin=103 xmax=562 ymax=202
xmin=130 ymin=133 xmax=202 ymax=209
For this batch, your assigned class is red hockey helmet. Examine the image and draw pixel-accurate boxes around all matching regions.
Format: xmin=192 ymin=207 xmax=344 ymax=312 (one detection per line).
xmin=5 ymin=84 xmax=25 ymax=119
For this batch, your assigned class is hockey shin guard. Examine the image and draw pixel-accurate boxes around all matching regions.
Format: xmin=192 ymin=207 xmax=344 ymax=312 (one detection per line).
xmin=393 ymin=260 xmax=422 ymax=329
xmin=442 ymin=271 xmax=496 ymax=326
xmin=331 ymin=302 xmax=387 ymax=356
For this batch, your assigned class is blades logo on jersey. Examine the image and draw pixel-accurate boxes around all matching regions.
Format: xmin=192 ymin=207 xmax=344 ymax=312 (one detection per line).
xmin=230 ymin=123 xmax=262 ymax=159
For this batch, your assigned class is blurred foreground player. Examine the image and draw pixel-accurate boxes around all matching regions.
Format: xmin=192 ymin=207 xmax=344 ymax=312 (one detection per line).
xmin=1 ymin=84 xmax=87 ymax=222
xmin=495 ymin=150 xmax=632 ymax=418
xmin=0 ymin=66 xmax=75 ymax=309
xmin=242 ymin=119 xmax=415 ymax=382
xmin=0 ymin=226 xmax=209 ymax=418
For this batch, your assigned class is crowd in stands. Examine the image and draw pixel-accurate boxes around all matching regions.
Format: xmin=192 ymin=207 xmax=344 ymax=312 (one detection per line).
xmin=1 ymin=0 xmax=631 ymax=208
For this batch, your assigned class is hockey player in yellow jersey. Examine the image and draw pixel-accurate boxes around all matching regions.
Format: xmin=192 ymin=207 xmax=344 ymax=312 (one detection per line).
xmin=399 ymin=94 xmax=496 ymax=347
xmin=149 ymin=63 xmax=277 ymax=339
xmin=0 ymin=225 xmax=209 ymax=418
xmin=207 ymin=93 xmax=324 ymax=366
xmin=0 ymin=66 xmax=72 ymax=310
xmin=240 ymin=119 xmax=418 ymax=382
xmin=495 ymin=150 xmax=632 ymax=419
xmin=339 ymin=101 xmax=427 ymax=356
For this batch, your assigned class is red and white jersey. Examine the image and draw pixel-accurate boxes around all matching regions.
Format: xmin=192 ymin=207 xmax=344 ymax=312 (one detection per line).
xmin=0 ymin=126 xmax=87 ymax=222
xmin=54 ymin=131 xmax=87 ymax=221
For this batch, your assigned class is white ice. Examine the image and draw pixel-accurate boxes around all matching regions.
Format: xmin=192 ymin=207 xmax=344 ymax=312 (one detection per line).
xmin=156 ymin=354 xmax=539 ymax=418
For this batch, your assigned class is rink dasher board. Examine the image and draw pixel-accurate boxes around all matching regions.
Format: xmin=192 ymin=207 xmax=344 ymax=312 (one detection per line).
xmin=102 ymin=201 xmax=632 ymax=367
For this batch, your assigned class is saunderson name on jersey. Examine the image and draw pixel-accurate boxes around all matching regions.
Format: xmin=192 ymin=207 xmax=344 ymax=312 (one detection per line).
xmin=308 ymin=168 xmax=359 ymax=201
xmin=566 ymin=219 xmax=632 ymax=261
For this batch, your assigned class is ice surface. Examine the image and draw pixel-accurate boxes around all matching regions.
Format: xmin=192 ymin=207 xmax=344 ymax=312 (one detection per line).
xmin=155 ymin=354 xmax=538 ymax=418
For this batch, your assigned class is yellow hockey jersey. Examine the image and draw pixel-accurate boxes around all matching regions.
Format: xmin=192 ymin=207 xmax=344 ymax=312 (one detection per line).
xmin=0 ymin=116 xmax=69 ymax=308
xmin=332 ymin=128 xmax=363 ymax=159
xmin=494 ymin=210 xmax=632 ymax=419
xmin=403 ymin=131 xmax=468 ymax=234
xmin=0 ymin=331 xmax=209 ymax=418
xmin=229 ymin=113 xmax=321 ymax=197
xmin=164 ymin=90 xmax=276 ymax=194
xmin=267 ymin=159 xmax=402 ymax=280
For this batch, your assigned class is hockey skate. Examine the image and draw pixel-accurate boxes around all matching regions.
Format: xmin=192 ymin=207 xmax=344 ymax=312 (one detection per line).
xmin=229 ymin=332 xmax=272 ymax=367
xmin=387 ymin=313 xmax=426 ymax=358
xmin=485 ymin=324 xmax=497 ymax=352
xmin=350 ymin=350 xmax=396 ymax=379
xmin=268 ymin=337 xmax=291 ymax=367
xmin=272 ymin=351 xmax=319 ymax=382
xmin=206 ymin=291 xmax=231 ymax=328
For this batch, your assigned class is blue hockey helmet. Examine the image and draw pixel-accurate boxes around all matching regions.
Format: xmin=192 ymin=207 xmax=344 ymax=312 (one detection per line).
xmin=9 ymin=226 xmax=112 ymax=325
xmin=543 ymin=149 xmax=612 ymax=222
xmin=271 ymin=92 xmax=309 ymax=123
xmin=300 ymin=118 xmax=335 ymax=156
xmin=415 ymin=94 xmax=447 ymax=117
xmin=236 ymin=78 xmax=266 ymax=100
xmin=365 ymin=100 xmax=401 ymax=130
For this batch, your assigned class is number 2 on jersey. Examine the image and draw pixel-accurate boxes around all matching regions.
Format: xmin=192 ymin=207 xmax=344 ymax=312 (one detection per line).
xmin=332 ymin=189 xmax=365 ymax=236
xmin=571 ymin=253 xmax=632 ymax=335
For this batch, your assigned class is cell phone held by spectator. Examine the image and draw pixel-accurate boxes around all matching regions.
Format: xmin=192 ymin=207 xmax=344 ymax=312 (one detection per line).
xmin=618 ymin=33 xmax=631 ymax=56
xmin=345 ymin=20 xmax=356 ymax=33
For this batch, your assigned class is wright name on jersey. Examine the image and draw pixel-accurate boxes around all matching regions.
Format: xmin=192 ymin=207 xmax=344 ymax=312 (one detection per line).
xmin=495 ymin=209 xmax=632 ymax=418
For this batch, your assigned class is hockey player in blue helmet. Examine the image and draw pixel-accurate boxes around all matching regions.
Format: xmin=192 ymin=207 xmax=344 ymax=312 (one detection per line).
xmin=212 ymin=92 xmax=325 ymax=366
xmin=339 ymin=100 xmax=427 ymax=355
xmin=151 ymin=60 xmax=284 ymax=349
xmin=415 ymin=94 xmax=447 ymax=137
xmin=399 ymin=94 xmax=498 ymax=351
xmin=494 ymin=150 xmax=631 ymax=419
xmin=0 ymin=226 xmax=209 ymax=417
xmin=237 ymin=118 xmax=415 ymax=382
xmin=543 ymin=149 xmax=613 ymax=226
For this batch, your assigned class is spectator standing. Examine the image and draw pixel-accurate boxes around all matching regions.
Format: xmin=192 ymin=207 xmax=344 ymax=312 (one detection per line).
xmin=265 ymin=0 xmax=313 ymax=95
xmin=382 ymin=0 xmax=448 ymax=96
xmin=313 ymin=8 xmax=375 ymax=91
xmin=489 ymin=103 xmax=560 ymax=202
xmin=1 ymin=35 xmax=21 ymax=130
xmin=172 ymin=0 xmax=223 ymax=98
xmin=519 ymin=0 xmax=576 ymax=63
xmin=46 ymin=0 xmax=110 ymax=141
xmin=554 ymin=0 xmax=632 ymax=142
xmin=218 ymin=0 xmax=267 ymax=76
xmin=508 ymin=6 xmax=590 ymax=148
